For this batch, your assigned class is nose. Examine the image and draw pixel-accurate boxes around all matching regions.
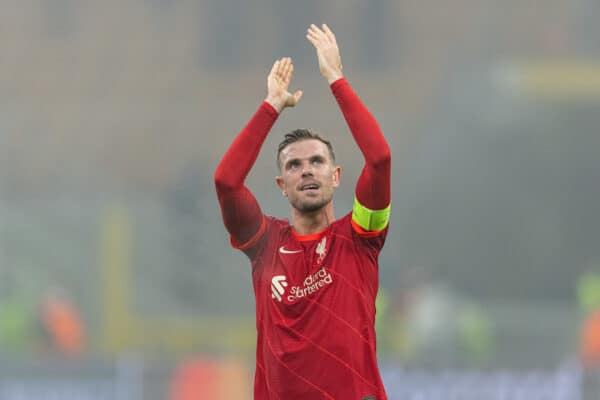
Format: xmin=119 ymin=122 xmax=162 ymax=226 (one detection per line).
xmin=301 ymin=162 xmax=314 ymax=177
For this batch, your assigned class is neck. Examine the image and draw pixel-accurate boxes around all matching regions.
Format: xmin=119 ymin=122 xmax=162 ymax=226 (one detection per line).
xmin=290 ymin=203 xmax=335 ymax=235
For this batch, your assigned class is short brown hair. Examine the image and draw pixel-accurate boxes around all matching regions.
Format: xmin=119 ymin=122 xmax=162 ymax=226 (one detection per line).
xmin=277 ymin=129 xmax=336 ymax=169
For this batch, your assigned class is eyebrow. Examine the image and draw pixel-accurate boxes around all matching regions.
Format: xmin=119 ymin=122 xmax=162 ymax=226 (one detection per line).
xmin=284 ymin=155 xmax=325 ymax=168
xmin=284 ymin=158 xmax=301 ymax=168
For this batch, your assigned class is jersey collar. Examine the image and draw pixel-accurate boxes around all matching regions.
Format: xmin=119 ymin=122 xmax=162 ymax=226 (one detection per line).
xmin=290 ymin=226 xmax=329 ymax=242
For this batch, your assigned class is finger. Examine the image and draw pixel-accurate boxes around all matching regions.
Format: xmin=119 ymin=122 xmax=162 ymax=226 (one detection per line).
xmin=307 ymin=28 xmax=323 ymax=46
xmin=308 ymin=24 xmax=326 ymax=41
xmin=282 ymin=59 xmax=293 ymax=82
xmin=306 ymin=32 xmax=319 ymax=48
xmin=270 ymin=59 xmax=280 ymax=76
xmin=322 ymin=24 xmax=337 ymax=45
xmin=284 ymin=58 xmax=293 ymax=80
xmin=276 ymin=57 xmax=287 ymax=76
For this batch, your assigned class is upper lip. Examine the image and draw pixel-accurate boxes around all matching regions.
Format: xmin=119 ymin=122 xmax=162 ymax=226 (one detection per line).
xmin=298 ymin=181 xmax=320 ymax=191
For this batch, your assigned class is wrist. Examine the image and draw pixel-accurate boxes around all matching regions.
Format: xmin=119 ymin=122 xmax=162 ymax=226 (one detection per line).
xmin=326 ymin=72 xmax=344 ymax=85
xmin=264 ymin=95 xmax=285 ymax=113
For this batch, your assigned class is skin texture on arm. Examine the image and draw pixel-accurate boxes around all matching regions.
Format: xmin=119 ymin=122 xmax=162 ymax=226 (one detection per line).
xmin=214 ymin=58 xmax=303 ymax=245
xmin=307 ymin=24 xmax=391 ymax=218
xmin=306 ymin=24 xmax=344 ymax=85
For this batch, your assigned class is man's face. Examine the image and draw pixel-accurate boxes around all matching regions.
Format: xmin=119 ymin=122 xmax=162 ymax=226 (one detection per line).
xmin=276 ymin=139 xmax=341 ymax=213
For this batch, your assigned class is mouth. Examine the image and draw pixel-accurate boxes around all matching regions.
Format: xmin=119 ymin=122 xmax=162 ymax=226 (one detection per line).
xmin=299 ymin=182 xmax=320 ymax=192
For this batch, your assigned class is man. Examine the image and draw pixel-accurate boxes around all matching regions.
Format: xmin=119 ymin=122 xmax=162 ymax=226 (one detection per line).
xmin=215 ymin=24 xmax=391 ymax=399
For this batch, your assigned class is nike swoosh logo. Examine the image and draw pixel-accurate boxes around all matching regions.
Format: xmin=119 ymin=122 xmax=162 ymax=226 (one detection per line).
xmin=279 ymin=246 xmax=302 ymax=254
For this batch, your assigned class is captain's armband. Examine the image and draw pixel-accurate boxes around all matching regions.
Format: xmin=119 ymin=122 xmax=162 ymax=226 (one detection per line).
xmin=352 ymin=197 xmax=391 ymax=232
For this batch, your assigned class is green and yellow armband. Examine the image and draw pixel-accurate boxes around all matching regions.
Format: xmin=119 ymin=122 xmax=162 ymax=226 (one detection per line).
xmin=352 ymin=197 xmax=391 ymax=232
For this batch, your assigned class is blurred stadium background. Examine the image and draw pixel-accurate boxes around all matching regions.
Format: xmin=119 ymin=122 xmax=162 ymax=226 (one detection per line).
xmin=1 ymin=1 xmax=600 ymax=399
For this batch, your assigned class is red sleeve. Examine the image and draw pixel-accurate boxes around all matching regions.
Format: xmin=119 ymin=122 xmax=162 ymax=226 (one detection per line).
xmin=214 ymin=102 xmax=279 ymax=247
xmin=331 ymin=78 xmax=391 ymax=210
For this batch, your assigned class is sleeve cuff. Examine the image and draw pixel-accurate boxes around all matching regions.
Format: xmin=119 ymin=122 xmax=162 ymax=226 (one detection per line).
xmin=330 ymin=77 xmax=348 ymax=92
xmin=261 ymin=101 xmax=280 ymax=117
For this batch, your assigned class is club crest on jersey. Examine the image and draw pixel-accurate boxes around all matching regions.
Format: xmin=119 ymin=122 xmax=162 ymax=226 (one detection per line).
xmin=270 ymin=267 xmax=333 ymax=303
xmin=316 ymin=236 xmax=327 ymax=264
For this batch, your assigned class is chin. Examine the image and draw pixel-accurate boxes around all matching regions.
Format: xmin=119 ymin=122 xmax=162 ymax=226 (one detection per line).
xmin=293 ymin=198 xmax=330 ymax=213
xmin=299 ymin=203 xmax=325 ymax=213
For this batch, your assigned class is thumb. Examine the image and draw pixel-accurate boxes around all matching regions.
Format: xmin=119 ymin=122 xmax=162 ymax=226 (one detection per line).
xmin=293 ymin=90 xmax=303 ymax=103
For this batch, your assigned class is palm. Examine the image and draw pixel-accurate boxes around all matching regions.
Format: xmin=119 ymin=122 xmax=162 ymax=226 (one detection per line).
xmin=268 ymin=73 xmax=293 ymax=106
xmin=316 ymin=47 xmax=341 ymax=78
xmin=266 ymin=57 xmax=302 ymax=109
xmin=306 ymin=24 xmax=343 ymax=84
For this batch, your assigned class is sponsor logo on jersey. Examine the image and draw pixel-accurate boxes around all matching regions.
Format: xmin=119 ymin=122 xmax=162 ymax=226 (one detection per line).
xmin=270 ymin=267 xmax=333 ymax=303
xmin=271 ymin=275 xmax=288 ymax=302
xmin=279 ymin=246 xmax=302 ymax=254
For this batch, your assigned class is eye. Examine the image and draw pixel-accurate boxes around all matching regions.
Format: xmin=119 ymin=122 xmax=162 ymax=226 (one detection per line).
xmin=287 ymin=160 xmax=300 ymax=170
xmin=311 ymin=157 xmax=324 ymax=166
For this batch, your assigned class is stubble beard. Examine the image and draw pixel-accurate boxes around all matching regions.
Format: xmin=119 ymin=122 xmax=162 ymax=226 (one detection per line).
xmin=290 ymin=192 xmax=333 ymax=213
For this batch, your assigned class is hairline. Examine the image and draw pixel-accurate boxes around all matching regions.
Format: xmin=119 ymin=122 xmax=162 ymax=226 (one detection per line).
xmin=277 ymin=137 xmax=336 ymax=171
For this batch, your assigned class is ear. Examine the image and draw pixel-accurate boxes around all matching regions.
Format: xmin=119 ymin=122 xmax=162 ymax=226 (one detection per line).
xmin=332 ymin=166 xmax=341 ymax=188
xmin=275 ymin=176 xmax=286 ymax=194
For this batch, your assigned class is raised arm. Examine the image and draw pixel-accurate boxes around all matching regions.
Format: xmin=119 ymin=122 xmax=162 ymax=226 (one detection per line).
xmin=307 ymin=24 xmax=391 ymax=232
xmin=214 ymin=58 xmax=303 ymax=247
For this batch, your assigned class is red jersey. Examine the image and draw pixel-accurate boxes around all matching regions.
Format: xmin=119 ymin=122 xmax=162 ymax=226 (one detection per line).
xmin=234 ymin=213 xmax=388 ymax=399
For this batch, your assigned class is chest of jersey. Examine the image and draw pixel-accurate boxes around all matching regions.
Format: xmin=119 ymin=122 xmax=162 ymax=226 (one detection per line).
xmin=268 ymin=234 xmax=335 ymax=305
xmin=257 ymin=228 xmax=375 ymax=314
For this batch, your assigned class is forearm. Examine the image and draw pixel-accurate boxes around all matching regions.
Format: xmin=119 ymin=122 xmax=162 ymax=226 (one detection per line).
xmin=331 ymin=78 xmax=391 ymax=209
xmin=214 ymin=102 xmax=279 ymax=192
xmin=331 ymin=79 xmax=390 ymax=167
xmin=214 ymin=102 xmax=278 ymax=242
xmin=264 ymin=95 xmax=287 ymax=114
